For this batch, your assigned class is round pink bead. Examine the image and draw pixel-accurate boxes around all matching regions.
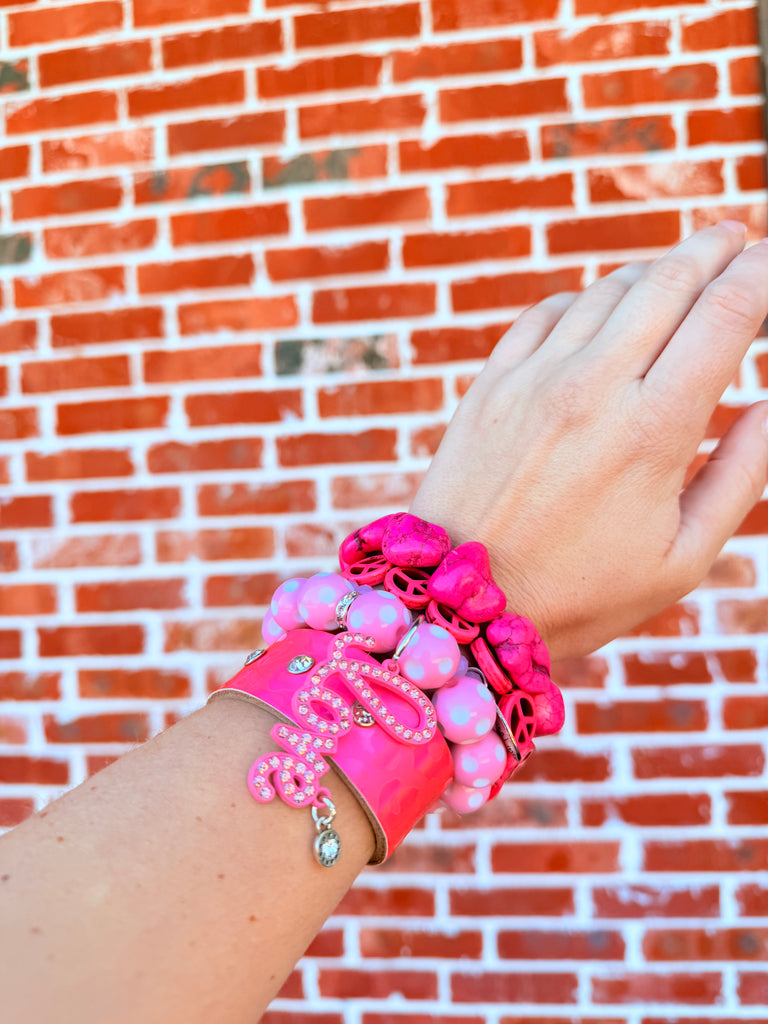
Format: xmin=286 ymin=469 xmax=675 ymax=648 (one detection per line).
xmin=261 ymin=610 xmax=287 ymax=646
xmin=270 ymin=577 xmax=307 ymax=632
xmin=298 ymin=572 xmax=356 ymax=631
xmin=397 ymin=622 xmax=460 ymax=691
xmin=345 ymin=589 xmax=412 ymax=654
xmin=441 ymin=779 xmax=491 ymax=815
xmin=434 ymin=676 xmax=497 ymax=744
xmin=451 ymin=731 xmax=507 ymax=789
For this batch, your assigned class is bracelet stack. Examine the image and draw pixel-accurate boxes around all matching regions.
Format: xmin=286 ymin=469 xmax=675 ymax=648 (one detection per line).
xmin=211 ymin=513 xmax=564 ymax=867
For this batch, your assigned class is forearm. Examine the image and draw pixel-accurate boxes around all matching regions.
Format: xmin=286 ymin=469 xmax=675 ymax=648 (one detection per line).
xmin=0 ymin=695 xmax=374 ymax=1024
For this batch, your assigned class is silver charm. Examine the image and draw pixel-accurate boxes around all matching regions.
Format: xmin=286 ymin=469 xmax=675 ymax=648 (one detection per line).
xmin=335 ymin=591 xmax=357 ymax=629
xmin=288 ymin=654 xmax=315 ymax=674
xmin=312 ymin=799 xmax=341 ymax=867
xmin=244 ymin=649 xmax=267 ymax=666
xmin=352 ymin=702 xmax=375 ymax=728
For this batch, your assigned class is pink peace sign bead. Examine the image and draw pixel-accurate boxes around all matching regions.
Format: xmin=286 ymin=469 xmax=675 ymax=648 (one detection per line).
xmin=270 ymin=577 xmax=308 ymax=632
xmin=298 ymin=572 xmax=356 ymax=631
xmin=345 ymin=589 xmax=412 ymax=654
xmin=434 ymin=675 xmax=497 ymax=744
xmin=395 ymin=621 xmax=460 ymax=691
xmin=451 ymin=730 xmax=507 ymax=789
xmin=442 ymin=779 xmax=491 ymax=815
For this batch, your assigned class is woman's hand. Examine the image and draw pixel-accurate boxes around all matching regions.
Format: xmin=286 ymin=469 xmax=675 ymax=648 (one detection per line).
xmin=411 ymin=223 xmax=768 ymax=660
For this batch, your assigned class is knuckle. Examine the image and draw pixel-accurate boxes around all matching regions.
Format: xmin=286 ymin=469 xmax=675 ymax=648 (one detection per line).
xmin=700 ymin=279 xmax=759 ymax=331
xmin=645 ymin=253 xmax=702 ymax=296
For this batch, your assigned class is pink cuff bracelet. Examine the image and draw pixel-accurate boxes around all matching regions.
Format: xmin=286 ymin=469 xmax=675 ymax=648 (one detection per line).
xmin=210 ymin=513 xmax=565 ymax=867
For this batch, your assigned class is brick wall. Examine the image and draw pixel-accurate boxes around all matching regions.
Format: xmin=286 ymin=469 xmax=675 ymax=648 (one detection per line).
xmin=1 ymin=0 xmax=767 ymax=1019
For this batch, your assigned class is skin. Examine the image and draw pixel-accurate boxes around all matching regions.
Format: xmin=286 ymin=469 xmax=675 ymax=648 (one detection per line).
xmin=1 ymin=224 xmax=767 ymax=1022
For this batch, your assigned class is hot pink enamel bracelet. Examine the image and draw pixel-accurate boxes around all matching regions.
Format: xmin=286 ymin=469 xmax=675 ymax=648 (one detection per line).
xmin=211 ymin=513 xmax=564 ymax=867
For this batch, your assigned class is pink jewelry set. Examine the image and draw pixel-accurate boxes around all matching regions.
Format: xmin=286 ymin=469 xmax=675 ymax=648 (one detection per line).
xmin=209 ymin=513 xmax=564 ymax=867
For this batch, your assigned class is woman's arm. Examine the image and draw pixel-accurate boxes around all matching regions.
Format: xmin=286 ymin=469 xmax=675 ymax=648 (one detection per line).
xmin=2 ymin=223 xmax=768 ymax=1023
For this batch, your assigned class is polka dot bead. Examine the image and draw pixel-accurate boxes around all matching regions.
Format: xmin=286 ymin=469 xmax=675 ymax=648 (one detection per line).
xmin=434 ymin=676 xmax=497 ymax=744
xmin=270 ymin=577 xmax=307 ymax=632
xmin=396 ymin=622 xmax=460 ymax=691
xmin=441 ymin=779 xmax=491 ymax=815
xmin=298 ymin=572 xmax=356 ymax=631
xmin=261 ymin=610 xmax=286 ymax=646
xmin=346 ymin=589 xmax=412 ymax=653
xmin=451 ymin=730 xmax=507 ymax=789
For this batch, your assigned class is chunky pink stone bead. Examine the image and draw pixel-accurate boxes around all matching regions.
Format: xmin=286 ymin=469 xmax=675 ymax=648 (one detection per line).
xmin=486 ymin=612 xmax=551 ymax=691
xmin=396 ymin=622 xmax=460 ymax=691
xmin=270 ymin=577 xmax=307 ymax=632
xmin=339 ymin=514 xmax=395 ymax=569
xmin=261 ymin=610 xmax=287 ymax=646
xmin=441 ymin=779 xmax=491 ymax=815
xmin=427 ymin=542 xmax=506 ymax=623
xmin=345 ymin=589 xmax=412 ymax=654
xmin=530 ymin=678 xmax=566 ymax=736
xmin=434 ymin=676 xmax=496 ymax=744
xmin=451 ymin=730 xmax=507 ymax=789
xmin=381 ymin=512 xmax=451 ymax=567
xmin=298 ymin=572 xmax=356 ymax=631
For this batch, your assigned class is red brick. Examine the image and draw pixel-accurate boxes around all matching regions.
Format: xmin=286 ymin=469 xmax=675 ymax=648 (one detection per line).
xmin=589 ymin=160 xmax=724 ymax=203
xmin=682 ymin=8 xmax=758 ymax=50
xmin=0 ymin=495 xmax=52 ymax=529
xmin=128 ymin=71 xmax=244 ymax=118
xmin=576 ymin=699 xmax=707 ymax=735
xmin=266 ymin=241 xmax=388 ymax=281
xmin=718 ymin=598 xmax=768 ymax=634
xmin=723 ymin=696 xmax=768 ymax=730
xmin=76 ymin=579 xmax=186 ymax=613
xmin=14 ymin=266 xmax=125 ymax=309
xmin=278 ymin=429 xmax=397 ymax=467
xmin=451 ymin=970 xmax=577 ymax=1004
xmin=156 ymin=527 xmax=274 ymax=562
xmin=133 ymin=161 xmax=249 ymax=205
xmin=645 ymin=838 xmax=768 ymax=873
xmin=79 ymin=668 xmax=191 ymax=699
xmin=178 ymin=296 xmax=297 ymax=335
xmin=57 ymin=396 xmax=168 ymax=435
xmin=167 ymin=111 xmax=285 ymax=156
xmin=394 ymin=37 xmax=522 ymax=81
xmin=304 ymin=929 xmax=344 ymax=959
xmin=259 ymin=54 xmax=382 ymax=99
xmin=360 ymin=928 xmax=482 ymax=959
xmin=583 ymin=793 xmax=711 ymax=828
xmin=441 ymin=79 xmax=567 ymax=124
xmin=331 ymin=471 xmax=422 ymax=510
xmin=622 ymin=650 xmax=713 ymax=686
xmin=688 ymin=106 xmax=763 ymax=146
xmin=264 ymin=146 xmax=387 ymax=188
xmin=295 ymin=4 xmax=420 ymax=48
xmin=148 ymin=439 xmax=263 ymax=475
xmin=411 ymin=324 xmax=506 ymax=364
xmin=730 ymin=55 xmax=760 ymax=98
xmin=44 ymin=220 xmax=156 ymax=260
xmin=38 ymin=625 xmax=144 ymax=657
xmin=137 ymin=254 xmax=253 ymax=295
xmin=206 ymin=572 xmax=288 ymax=609
xmin=305 ymin=188 xmax=429 ymax=231
xmin=185 ymin=389 xmax=302 ymax=427
xmin=6 ymin=92 xmax=118 ymax=135
xmin=162 ymin=20 xmax=282 ymax=68
xmin=543 ymin=115 xmax=676 ymax=159
xmin=143 ymin=344 xmax=261 ymax=383
xmin=198 ymin=480 xmax=315 ymax=517
xmin=0 ymin=632 xmax=22 ymax=659
xmin=31 ymin=535 xmax=141 ymax=569
xmin=313 ymin=283 xmax=435 ymax=323
xmin=9 ymin=1 xmax=122 ymax=46
xmin=26 ymin=449 xmax=133 ymax=481
xmin=593 ymin=884 xmax=720 ymax=919
xmin=0 ymin=542 xmax=18 ymax=572
xmin=44 ymin=713 xmax=149 ymax=744
xmin=584 ymin=64 xmax=717 ymax=109
xmin=736 ymin=884 xmax=768 ymax=917
xmin=627 ymin=602 xmax=700 ymax=638
xmin=140 ymin=0 xmax=248 ymax=23
xmin=452 ymin=267 xmax=583 ymax=313
xmin=71 ymin=487 xmax=180 ymax=523
xmin=300 ymin=94 xmax=426 ymax=139
xmin=450 ymin=886 xmax=574 ymax=918
xmin=633 ymin=743 xmax=764 ymax=779
xmin=499 ymin=929 xmax=625 ymax=960
xmin=433 ymin=0 xmax=558 ymax=31
xmin=51 ymin=307 xmax=163 ymax=348
xmin=284 ymin=523 xmax=340 ymax=559
xmin=576 ymin=0 xmax=701 ymax=10
xmin=338 ymin=886 xmax=435 ymax=917
xmin=319 ymin=378 xmax=442 ymax=417
xmin=737 ymin=153 xmax=766 ymax=191
xmin=739 ymin=972 xmax=768 ymax=1004
xmin=170 ymin=204 xmax=288 ymax=246
xmin=404 ymin=227 xmax=530 ymax=267
xmin=492 ymin=841 xmax=620 ymax=874
xmin=0 ymin=144 xmax=30 ymax=180
xmin=592 ymin=972 xmax=721 ymax=1005
xmin=515 ymin=747 xmax=611 ymax=783
xmin=0 ymin=320 xmax=35 ymax=355
xmin=726 ymin=791 xmax=768 ymax=825
xmin=0 ymin=756 xmax=68 ymax=785
xmin=0 ymin=407 xmax=38 ymax=441
xmin=536 ymin=21 xmax=671 ymax=66
xmin=318 ymin=968 xmax=436 ymax=1001
xmin=42 ymin=129 xmax=154 ymax=172
xmin=0 ymin=585 xmax=56 ymax=616
xmin=39 ymin=40 xmax=152 ymax=88
xmin=400 ymin=131 xmax=529 ymax=173
xmin=0 ymin=799 xmax=35 ymax=827
xmin=549 ymin=211 xmax=680 ymax=254
xmin=21 ymin=354 xmax=129 ymax=394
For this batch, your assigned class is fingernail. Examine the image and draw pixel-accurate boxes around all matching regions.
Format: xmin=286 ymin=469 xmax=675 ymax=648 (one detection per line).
xmin=718 ymin=219 xmax=748 ymax=235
